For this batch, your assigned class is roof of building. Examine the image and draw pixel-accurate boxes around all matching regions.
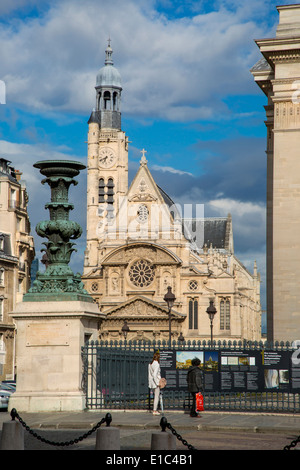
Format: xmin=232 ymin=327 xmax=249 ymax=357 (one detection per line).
xmin=250 ymin=57 xmax=272 ymax=73
xmin=96 ymin=41 xmax=122 ymax=89
xmin=157 ymin=183 xmax=233 ymax=252
xmin=0 ymin=158 xmax=18 ymax=182
xmin=87 ymin=109 xmax=101 ymax=124
xmin=183 ymin=216 xmax=233 ymax=252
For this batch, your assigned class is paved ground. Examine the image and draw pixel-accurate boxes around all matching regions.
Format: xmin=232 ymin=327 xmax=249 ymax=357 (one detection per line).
xmin=1 ymin=409 xmax=300 ymax=452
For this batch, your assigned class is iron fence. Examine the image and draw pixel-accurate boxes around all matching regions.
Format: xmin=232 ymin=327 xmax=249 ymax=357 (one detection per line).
xmin=81 ymin=339 xmax=300 ymax=413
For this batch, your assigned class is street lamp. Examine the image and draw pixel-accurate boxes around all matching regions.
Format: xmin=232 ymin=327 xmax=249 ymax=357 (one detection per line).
xmin=206 ymin=299 xmax=217 ymax=344
xmin=164 ymin=286 xmax=176 ymax=344
xmin=121 ymin=321 xmax=130 ymax=340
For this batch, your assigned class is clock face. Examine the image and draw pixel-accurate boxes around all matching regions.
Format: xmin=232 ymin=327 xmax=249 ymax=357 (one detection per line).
xmin=99 ymin=147 xmax=116 ymax=168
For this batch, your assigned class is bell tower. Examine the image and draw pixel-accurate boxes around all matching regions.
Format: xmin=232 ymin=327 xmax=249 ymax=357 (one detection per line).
xmin=85 ymin=41 xmax=129 ymax=271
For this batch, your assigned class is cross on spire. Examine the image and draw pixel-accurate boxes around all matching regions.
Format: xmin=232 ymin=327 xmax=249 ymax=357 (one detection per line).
xmin=105 ymin=37 xmax=113 ymax=66
xmin=140 ymin=148 xmax=148 ymax=165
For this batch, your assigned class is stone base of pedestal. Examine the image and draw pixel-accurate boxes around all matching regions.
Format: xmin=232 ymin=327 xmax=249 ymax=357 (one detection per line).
xmin=9 ymin=299 xmax=104 ymax=413
xmin=9 ymin=391 xmax=86 ymax=413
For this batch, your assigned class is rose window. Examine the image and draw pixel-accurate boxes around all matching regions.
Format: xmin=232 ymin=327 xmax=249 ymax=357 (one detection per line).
xmin=137 ymin=204 xmax=149 ymax=224
xmin=91 ymin=282 xmax=98 ymax=292
xmin=129 ymin=259 xmax=155 ymax=288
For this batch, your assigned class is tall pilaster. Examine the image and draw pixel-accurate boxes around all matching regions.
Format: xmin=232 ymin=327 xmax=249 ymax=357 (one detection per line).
xmin=252 ymin=4 xmax=300 ymax=342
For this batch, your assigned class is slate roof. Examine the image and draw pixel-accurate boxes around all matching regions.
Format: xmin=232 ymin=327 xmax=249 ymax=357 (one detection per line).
xmin=183 ymin=217 xmax=233 ymax=252
xmin=0 ymin=157 xmax=18 ymax=183
xmin=157 ymin=185 xmax=233 ymax=253
xmin=157 ymin=185 xmax=181 ymax=218
xmin=250 ymin=57 xmax=272 ymax=73
xmin=87 ymin=110 xmax=101 ymax=124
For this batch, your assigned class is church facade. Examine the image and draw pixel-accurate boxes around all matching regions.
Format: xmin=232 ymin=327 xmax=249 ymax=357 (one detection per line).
xmin=82 ymin=43 xmax=261 ymax=343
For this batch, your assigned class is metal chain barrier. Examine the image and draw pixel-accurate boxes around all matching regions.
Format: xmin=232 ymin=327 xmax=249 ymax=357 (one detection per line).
xmin=10 ymin=408 xmax=112 ymax=448
xmin=160 ymin=417 xmax=196 ymax=450
xmin=284 ymin=435 xmax=300 ymax=451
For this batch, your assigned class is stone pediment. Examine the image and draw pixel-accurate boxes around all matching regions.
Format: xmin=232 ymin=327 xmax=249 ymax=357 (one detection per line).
xmin=103 ymin=296 xmax=185 ymax=321
xmin=215 ymin=271 xmax=232 ymax=279
xmin=127 ymin=162 xmax=164 ymax=205
xmin=102 ymin=242 xmax=181 ymax=266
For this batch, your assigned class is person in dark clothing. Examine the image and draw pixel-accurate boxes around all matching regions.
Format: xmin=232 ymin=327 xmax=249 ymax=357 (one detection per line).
xmin=186 ymin=357 xmax=203 ymax=417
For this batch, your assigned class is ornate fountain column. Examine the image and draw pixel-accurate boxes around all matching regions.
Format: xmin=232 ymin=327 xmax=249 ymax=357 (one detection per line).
xmin=24 ymin=160 xmax=92 ymax=302
xmin=9 ymin=160 xmax=104 ymax=412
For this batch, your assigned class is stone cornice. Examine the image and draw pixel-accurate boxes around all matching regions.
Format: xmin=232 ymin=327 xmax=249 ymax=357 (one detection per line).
xmin=269 ymin=50 xmax=300 ymax=64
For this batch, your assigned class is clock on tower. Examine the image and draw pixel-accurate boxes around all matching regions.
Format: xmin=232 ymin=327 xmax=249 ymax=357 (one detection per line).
xmin=98 ymin=147 xmax=116 ymax=168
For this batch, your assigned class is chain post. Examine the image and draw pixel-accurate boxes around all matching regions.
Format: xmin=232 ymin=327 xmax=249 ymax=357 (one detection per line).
xmin=10 ymin=408 xmax=110 ymax=448
xmin=10 ymin=408 xmax=17 ymax=421
xmin=105 ymin=413 xmax=112 ymax=427
xmin=160 ymin=417 xmax=168 ymax=432
xmin=159 ymin=416 xmax=196 ymax=450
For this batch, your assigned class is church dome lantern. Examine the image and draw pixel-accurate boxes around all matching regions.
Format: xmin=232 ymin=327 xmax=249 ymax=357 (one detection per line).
xmin=96 ymin=49 xmax=122 ymax=88
xmin=91 ymin=40 xmax=122 ymax=130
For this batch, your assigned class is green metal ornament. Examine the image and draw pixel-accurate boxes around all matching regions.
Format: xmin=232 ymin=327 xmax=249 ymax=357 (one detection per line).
xmin=24 ymin=160 xmax=93 ymax=302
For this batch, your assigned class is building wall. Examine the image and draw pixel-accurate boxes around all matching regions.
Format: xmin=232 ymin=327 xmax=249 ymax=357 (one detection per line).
xmin=0 ymin=160 xmax=35 ymax=380
xmin=252 ymin=4 xmax=300 ymax=342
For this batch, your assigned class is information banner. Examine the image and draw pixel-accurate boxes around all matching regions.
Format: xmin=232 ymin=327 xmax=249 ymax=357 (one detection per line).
xmin=219 ymin=349 xmax=263 ymax=392
xmin=159 ymin=348 xmax=300 ymax=393
xmin=159 ymin=349 xmax=218 ymax=392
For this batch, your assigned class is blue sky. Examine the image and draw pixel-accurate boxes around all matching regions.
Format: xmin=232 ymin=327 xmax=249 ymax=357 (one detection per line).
xmin=0 ymin=0 xmax=294 ymax=328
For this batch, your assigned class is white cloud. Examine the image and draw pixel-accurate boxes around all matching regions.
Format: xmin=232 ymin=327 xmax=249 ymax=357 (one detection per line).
xmin=151 ymin=164 xmax=193 ymax=176
xmin=0 ymin=0 xmax=279 ymax=120
xmin=208 ymin=197 xmax=265 ymax=218
xmin=0 ymin=139 xmax=87 ymax=272
xmin=207 ymin=197 xmax=266 ymax=251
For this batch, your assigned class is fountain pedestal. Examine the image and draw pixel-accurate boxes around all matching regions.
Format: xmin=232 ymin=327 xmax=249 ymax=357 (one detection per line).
xmin=9 ymin=160 xmax=104 ymax=412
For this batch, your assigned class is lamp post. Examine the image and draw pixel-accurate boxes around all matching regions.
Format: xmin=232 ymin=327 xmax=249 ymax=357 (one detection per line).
xmin=164 ymin=286 xmax=176 ymax=344
xmin=121 ymin=321 xmax=130 ymax=340
xmin=206 ymin=299 xmax=217 ymax=344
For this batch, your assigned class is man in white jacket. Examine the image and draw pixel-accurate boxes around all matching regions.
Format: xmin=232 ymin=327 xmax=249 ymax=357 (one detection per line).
xmin=148 ymin=352 xmax=161 ymax=415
